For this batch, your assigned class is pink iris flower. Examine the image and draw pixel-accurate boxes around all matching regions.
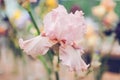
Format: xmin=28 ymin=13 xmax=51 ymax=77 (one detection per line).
xmin=19 ymin=5 xmax=88 ymax=71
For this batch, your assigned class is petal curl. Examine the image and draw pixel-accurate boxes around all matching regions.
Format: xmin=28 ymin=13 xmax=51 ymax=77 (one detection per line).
xmin=19 ymin=36 xmax=56 ymax=57
xmin=59 ymin=45 xmax=88 ymax=71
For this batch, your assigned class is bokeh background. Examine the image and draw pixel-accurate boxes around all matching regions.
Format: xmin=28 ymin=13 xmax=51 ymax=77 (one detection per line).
xmin=0 ymin=0 xmax=120 ymax=80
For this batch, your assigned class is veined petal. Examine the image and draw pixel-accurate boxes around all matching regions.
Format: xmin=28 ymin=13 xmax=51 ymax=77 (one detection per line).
xmin=59 ymin=45 xmax=88 ymax=71
xmin=19 ymin=35 xmax=56 ymax=57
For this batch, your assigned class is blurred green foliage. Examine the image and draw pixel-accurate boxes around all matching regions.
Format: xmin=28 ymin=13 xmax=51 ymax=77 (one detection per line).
xmin=60 ymin=0 xmax=120 ymax=18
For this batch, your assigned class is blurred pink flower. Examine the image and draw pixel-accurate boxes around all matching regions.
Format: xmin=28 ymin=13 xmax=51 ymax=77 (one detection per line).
xmin=19 ymin=5 xmax=88 ymax=71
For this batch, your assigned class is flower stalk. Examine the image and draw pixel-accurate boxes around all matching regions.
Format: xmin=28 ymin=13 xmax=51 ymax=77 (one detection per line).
xmin=53 ymin=55 xmax=60 ymax=80
xmin=28 ymin=9 xmax=40 ymax=35
xmin=96 ymin=39 xmax=116 ymax=80
xmin=20 ymin=0 xmax=40 ymax=35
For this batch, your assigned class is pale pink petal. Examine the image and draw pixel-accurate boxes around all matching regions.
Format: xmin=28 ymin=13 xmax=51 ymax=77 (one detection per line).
xmin=19 ymin=36 xmax=56 ymax=57
xmin=59 ymin=45 xmax=88 ymax=71
xmin=43 ymin=5 xmax=67 ymax=39
xmin=43 ymin=5 xmax=86 ymax=44
xmin=60 ymin=11 xmax=86 ymax=44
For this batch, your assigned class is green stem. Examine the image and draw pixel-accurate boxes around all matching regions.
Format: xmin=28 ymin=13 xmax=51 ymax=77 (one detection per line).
xmin=55 ymin=71 xmax=59 ymax=80
xmin=55 ymin=55 xmax=59 ymax=80
xmin=37 ymin=55 xmax=51 ymax=80
xmin=28 ymin=9 xmax=40 ymax=35
xmin=96 ymin=39 xmax=116 ymax=80
xmin=57 ymin=56 xmax=60 ymax=80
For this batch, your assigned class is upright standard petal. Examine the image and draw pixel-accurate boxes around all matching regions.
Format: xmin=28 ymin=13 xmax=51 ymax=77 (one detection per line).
xmin=19 ymin=36 xmax=56 ymax=57
xmin=59 ymin=45 xmax=88 ymax=71
xmin=43 ymin=5 xmax=67 ymax=39
xmin=43 ymin=5 xmax=86 ymax=44
xmin=60 ymin=11 xmax=86 ymax=44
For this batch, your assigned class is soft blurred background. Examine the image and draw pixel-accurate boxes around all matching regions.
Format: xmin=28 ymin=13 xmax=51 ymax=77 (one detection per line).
xmin=0 ymin=0 xmax=120 ymax=80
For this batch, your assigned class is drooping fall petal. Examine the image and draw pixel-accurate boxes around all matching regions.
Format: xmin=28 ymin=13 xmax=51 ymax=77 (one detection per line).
xmin=59 ymin=45 xmax=88 ymax=71
xmin=19 ymin=36 xmax=56 ymax=57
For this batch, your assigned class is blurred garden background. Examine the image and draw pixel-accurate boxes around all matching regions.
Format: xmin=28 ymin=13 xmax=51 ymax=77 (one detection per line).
xmin=0 ymin=0 xmax=120 ymax=80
